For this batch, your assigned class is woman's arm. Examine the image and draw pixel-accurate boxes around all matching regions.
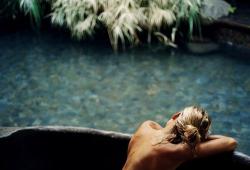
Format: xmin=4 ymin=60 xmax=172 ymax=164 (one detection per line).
xmin=195 ymin=135 xmax=237 ymax=157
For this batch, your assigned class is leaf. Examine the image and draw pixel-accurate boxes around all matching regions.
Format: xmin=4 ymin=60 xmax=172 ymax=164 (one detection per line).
xmin=154 ymin=32 xmax=177 ymax=48
xmin=51 ymin=0 xmax=100 ymax=39
xmin=19 ymin=0 xmax=41 ymax=26
xmin=73 ymin=14 xmax=97 ymax=38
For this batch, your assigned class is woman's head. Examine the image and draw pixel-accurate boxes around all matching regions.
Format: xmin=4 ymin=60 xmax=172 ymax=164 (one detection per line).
xmin=168 ymin=106 xmax=211 ymax=149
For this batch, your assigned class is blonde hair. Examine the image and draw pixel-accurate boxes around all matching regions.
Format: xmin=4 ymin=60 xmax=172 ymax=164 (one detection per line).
xmin=168 ymin=106 xmax=211 ymax=149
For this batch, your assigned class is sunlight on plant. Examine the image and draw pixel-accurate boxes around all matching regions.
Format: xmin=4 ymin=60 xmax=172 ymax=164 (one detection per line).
xmin=99 ymin=0 xmax=144 ymax=50
xmin=50 ymin=0 xmax=233 ymax=51
xmin=51 ymin=0 xmax=100 ymax=39
xmin=146 ymin=0 xmax=176 ymax=44
xmin=20 ymin=0 xmax=41 ymax=26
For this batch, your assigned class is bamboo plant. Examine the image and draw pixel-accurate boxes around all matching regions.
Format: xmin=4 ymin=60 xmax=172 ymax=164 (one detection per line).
xmin=1 ymin=0 xmax=232 ymax=51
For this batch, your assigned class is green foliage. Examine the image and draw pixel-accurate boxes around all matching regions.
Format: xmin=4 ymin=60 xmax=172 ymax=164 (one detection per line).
xmin=229 ymin=6 xmax=237 ymax=14
xmin=49 ymin=0 xmax=233 ymax=51
xmin=51 ymin=0 xmax=100 ymax=38
xmin=99 ymin=0 xmax=144 ymax=50
xmin=171 ymin=0 xmax=202 ymax=38
xmin=20 ymin=0 xmax=42 ymax=26
xmin=0 ymin=0 xmax=42 ymax=27
xmin=146 ymin=0 xmax=176 ymax=43
xmin=1 ymin=0 xmax=233 ymax=50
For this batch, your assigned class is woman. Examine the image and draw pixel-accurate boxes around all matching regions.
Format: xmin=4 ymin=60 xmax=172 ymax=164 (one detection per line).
xmin=122 ymin=106 xmax=237 ymax=170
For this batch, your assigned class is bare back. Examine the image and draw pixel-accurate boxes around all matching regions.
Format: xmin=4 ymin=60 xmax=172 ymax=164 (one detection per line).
xmin=123 ymin=120 xmax=237 ymax=170
xmin=123 ymin=121 xmax=193 ymax=170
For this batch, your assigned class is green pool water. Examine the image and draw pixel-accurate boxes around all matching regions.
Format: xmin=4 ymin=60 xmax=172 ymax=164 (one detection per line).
xmin=0 ymin=29 xmax=250 ymax=155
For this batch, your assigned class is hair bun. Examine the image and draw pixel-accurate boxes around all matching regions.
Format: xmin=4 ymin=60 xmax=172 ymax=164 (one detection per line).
xmin=184 ymin=125 xmax=201 ymax=148
xmin=200 ymin=119 xmax=209 ymax=129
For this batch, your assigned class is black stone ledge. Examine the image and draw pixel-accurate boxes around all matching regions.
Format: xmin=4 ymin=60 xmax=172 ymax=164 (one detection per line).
xmin=201 ymin=19 xmax=250 ymax=49
xmin=0 ymin=127 xmax=249 ymax=170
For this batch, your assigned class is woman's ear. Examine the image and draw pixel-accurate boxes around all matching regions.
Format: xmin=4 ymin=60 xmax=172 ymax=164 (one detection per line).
xmin=171 ymin=112 xmax=181 ymax=120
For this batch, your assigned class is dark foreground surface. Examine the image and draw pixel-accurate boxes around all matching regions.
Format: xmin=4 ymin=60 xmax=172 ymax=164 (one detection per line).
xmin=0 ymin=127 xmax=249 ymax=170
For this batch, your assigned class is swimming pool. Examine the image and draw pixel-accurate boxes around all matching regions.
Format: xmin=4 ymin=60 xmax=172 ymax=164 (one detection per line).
xmin=0 ymin=29 xmax=250 ymax=155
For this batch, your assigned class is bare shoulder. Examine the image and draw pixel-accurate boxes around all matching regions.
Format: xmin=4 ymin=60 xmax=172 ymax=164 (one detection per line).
xmin=130 ymin=121 xmax=159 ymax=144
xmin=139 ymin=120 xmax=162 ymax=130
